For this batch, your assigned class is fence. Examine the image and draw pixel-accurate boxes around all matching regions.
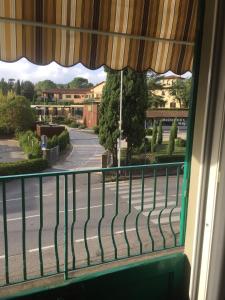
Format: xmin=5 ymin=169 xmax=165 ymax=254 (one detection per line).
xmin=0 ymin=162 xmax=184 ymax=286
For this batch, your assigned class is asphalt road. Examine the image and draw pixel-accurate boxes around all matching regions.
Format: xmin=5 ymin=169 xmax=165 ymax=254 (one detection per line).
xmin=0 ymin=129 xmax=183 ymax=284
xmin=51 ymin=128 xmax=105 ymax=171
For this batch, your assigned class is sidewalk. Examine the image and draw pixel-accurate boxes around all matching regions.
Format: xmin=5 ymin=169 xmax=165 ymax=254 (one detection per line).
xmin=0 ymin=139 xmax=26 ymax=162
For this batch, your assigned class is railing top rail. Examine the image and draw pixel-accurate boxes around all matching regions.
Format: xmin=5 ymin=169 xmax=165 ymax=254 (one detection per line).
xmin=0 ymin=162 xmax=185 ymax=181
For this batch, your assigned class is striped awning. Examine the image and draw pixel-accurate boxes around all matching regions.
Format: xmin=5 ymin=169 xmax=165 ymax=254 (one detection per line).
xmin=0 ymin=0 xmax=198 ymax=73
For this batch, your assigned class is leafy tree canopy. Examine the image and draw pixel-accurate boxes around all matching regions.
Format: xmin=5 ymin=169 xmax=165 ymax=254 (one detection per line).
xmin=169 ymin=78 xmax=192 ymax=108
xmin=35 ymin=80 xmax=57 ymax=92
xmin=147 ymin=73 xmax=166 ymax=108
xmin=68 ymin=77 xmax=93 ymax=89
xmin=0 ymin=94 xmax=35 ymax=133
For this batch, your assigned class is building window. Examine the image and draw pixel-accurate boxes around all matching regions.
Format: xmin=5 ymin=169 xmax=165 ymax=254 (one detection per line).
xmin=162 ymin=90 xmax=165 ymax=95
xmin=74 ymin=95 xmax=80 ymax=98
xmin=65 ymin=95 xmax=71 ymax=98
xmin=170 ymin=102 xmax=176 ymax=108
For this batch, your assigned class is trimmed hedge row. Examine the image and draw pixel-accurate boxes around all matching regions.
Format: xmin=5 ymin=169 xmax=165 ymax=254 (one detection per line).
xmin=154 ymin=154 xmax=185 ymax=163
xmin=47 ymin=130 xmax=70 ymax=152
xmin=0 ymin=159 xmax=48 ymax=176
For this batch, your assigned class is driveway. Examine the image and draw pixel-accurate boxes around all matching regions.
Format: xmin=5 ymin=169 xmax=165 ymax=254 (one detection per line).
xmin=0 ymin=139 xmax=26 ymax=162
xmin=51 ymin=128 xmax=105 ymax=171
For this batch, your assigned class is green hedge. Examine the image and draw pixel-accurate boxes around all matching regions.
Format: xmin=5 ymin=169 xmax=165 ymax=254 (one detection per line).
xmin=154 ymin=154 xmax=185 ymax=163
xmin=58 ymin=130 xmax=70 ymax=151
xmin=0 ymin=159 xmax=48 ymax=176
xmin=175 ymin=138 xmax=186 ymax=147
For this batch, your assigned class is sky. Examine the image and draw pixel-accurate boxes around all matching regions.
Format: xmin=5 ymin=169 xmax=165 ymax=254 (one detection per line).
xmin=0 ymin=58 xmax=191 ymax=85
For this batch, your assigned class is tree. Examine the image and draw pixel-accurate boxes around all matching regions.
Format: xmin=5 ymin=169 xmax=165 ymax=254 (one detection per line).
xmin=14 ymin=80 xmax=21 ymax=95
xmin=35 ymin=80 xmax=57 ymax=91
xmin=172 ymin=118 xmax=178 ymax=139
xmin=151 ymin=120 xmax=158 ymax=152
xmin=99 ymin=68 xmax=148 ymax=166
xmin=122 ymin=69 xmax=148 ymax=164
xmin=68 ymin=77 xmax=93 ymax=89
xmin=157 ymin=120 xmax=163 ymax=145
xmin=0 ymin=78 xmax=8 ymax=95
xmin=147 ymin=73 xmax=166 ymax=108
xmin=167 ymin=125 xmax=175 ymax=155
xmin=99 ymin=69 xmax=120 ymax=166
xmin=8 ymin=78 xmax=15 ymax=91
xmin=21 ymin=81 xmax=35 ymax=101
xmin=0 ymin=95 xmax=35 ymax=133
xmin=169 ymin=78 xmax=192 ymax=108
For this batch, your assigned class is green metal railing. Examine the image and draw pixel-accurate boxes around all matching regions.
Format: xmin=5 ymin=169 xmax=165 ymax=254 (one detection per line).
xmin=0 ymin=162 xmax=184 ymax=286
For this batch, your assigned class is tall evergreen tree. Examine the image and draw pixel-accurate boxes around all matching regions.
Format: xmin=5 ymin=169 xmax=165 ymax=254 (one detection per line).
xmin=151 ymin=120 xmax=158 ymax=152
xmin=0 ymin=78 xmax=8 ymax=95
xmin=167 ymin=124 xmax=175 ymax=155
xmin=157 ymin=120 xmax=163 ymax=145
xmin=99 ymin=68 xmax=148 ymax=166
xmin=14 ymin=80 xmax=21 ymax=95
xmin=21 ymin=80 xmax=35 ymax=101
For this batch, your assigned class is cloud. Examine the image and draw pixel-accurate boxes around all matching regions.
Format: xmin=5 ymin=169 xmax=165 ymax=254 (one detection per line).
xmin=0 ymin=58 xmax=107 ymax=85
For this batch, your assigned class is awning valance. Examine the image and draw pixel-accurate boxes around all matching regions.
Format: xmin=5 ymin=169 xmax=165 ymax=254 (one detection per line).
xmin=0 ymin=0 xmax=198 ymax=74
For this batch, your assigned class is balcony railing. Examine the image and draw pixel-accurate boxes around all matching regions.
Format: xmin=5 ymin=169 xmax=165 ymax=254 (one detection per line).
xmin=0 ymin=162 xmax=184 ymax=287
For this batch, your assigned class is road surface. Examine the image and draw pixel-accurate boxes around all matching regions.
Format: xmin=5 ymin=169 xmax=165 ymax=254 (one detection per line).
xmin=51 ymin=128 xmax=105 ymax=171
xmin=0 ymin=129 xmax=183 ymax=285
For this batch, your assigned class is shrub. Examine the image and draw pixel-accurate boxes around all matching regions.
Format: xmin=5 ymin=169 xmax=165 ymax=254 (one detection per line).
xmin=0 ymin=159 xmax=48 ymax=176
xmin=175 ymin=138 xmax=186 ymax=147
xmin=69 ymin=122 xmax=79 ymax=128
xmin=79 ymin=124 xmax=86 ymax=129
xmin=18 ymin=131 xmax=42 ymax=159
xmin=145 ymin=128 xmax=153 ymax=136
xmin=58 ymin=130 xmax=70 ymax=152
xmin=154 ymin=154 xmax=185 ymax=163
xmin=93 ymin=125 xmax=99 ymax=134
xmin=52 ymin=116 xmax=66 ymax=124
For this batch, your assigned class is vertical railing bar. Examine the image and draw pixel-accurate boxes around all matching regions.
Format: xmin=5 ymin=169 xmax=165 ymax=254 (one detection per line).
xmin=64 ymin=174 xmax=68 ymax=280
xmin=169 ymin=166 xmax=181 ymax=247
xmin=124 ymin=171 xmax=132 ymax=257
xmin=147 ymin=168 xmax=157 ymax=251
xmin=158 ymin=168 xmax=168 ymax=249
xmin=136 ymin=169 xmax=145 ymax=254
xmin=98 ymin=172 xmax=105 ymax=262
xmin=21 ymin=178 xmax=27 ymax=280
xmin=2 ymin=181 xmax=9 ymax=284
xmin=38 ymin=177 xmax=44 ymax=276
xmin=84 ymin=173 xmax=91 ymax=266
xmin=111 ymin=170 xmax=119 ymax=259
xmin=71 ymin=174 xmax=76 ymax=270
xmin=54 ymin=175 xmax=60 ymax=273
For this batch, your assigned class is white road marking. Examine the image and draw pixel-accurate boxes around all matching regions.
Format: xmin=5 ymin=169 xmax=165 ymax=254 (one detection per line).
xmin=34 ymin=194 xmax=53 ymax=198
xmin=134 ymin=201 xmax=177 ymax=210
xmin=121 ymin=192 xmax=160 ymax=199
xmin=7 ymin=204 xmax=113 ymax=222
xmin=128 ymin=195 xmax=165 ymax=203
xmin=27 ymin=227 xmax=137 ymax=253
xmin=0 ymin=255 xmax=5 ymax=259
xmin=118 ymin=188 xmax=154 ymax=195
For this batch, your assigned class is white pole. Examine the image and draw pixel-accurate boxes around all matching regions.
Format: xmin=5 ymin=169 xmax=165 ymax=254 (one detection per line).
xmin=118 ymin=70 xmax=123 ymax=167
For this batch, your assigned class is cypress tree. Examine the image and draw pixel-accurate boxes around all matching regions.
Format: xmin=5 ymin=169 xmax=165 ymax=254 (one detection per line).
xmin=167 ymin=125 xmax=175 ymax=155
xmin=151 ymin=120 xmax=158 ymax=152
xmin=99 ymin=67 xmax=148 ymax=166
xmin=157 ymin=120 xmax=163 ymax=145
